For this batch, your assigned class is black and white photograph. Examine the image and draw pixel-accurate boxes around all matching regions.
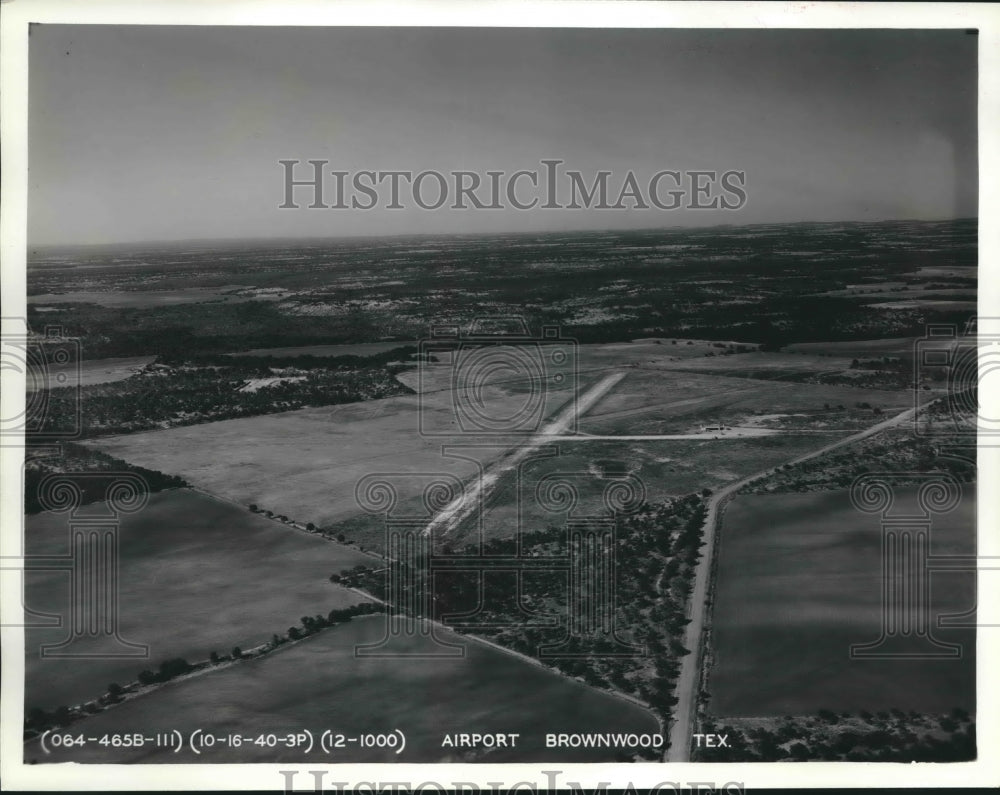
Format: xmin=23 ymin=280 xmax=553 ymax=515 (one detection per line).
xmin=1 ymin=2 xmax=997 ymax=791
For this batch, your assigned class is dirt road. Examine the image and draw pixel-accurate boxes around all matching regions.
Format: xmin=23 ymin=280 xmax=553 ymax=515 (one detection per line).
xmin=422 ymin=371 xmax=628 ymax=538
xmin=665 ymin=402 xmax=922 ymax=761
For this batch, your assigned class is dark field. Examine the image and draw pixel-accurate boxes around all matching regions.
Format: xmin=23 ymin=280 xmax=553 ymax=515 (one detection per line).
xmin=229 ymin=341 xmax=412 ymax=358
xmin=25 ymin=615 xmax=659 ymax=764
xmin=708 ymin=487 xmax=976 ymax=717
xmin=24 ymin=489 xmax=375 ymax=712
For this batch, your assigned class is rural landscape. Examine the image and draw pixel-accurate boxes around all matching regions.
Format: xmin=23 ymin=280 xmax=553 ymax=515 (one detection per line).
xmin=19 ymin=217 xmax=978 ymax=763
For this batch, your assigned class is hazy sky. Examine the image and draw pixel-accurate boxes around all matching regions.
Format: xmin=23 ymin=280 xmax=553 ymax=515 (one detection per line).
xmin=27 ymin=26 xmax=977 ymax=245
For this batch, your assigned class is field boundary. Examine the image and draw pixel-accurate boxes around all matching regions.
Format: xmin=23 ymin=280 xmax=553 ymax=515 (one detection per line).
xmin=666 ymin=399 xmax=929 ymax=761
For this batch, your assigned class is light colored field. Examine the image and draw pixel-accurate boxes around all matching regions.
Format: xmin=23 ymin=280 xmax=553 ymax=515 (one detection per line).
xmin=577 ymin=338 xmax=756 ymax=369
xmin=813 ymin=285 xmax=975 ymax=299
xmin=24 ymin=489 xmax=374 ymax=711
xmin=633 ymin=350 xmax=856 ymax=375
xmin=867 ymin=300 xmax=977 ymax=311
xmin=88 ymin=394 xmax=487 ymax=529
xmin=577 ymin=369 xmax=912 ymax=436
xmin=87 ymin=343 xmax=913 ymax=550
xmin=708 ymin=487 xmax=976 ymax=717
xmin=26 ymin=356 xmax=156 ymax=391
xmin=237 ymin=376 xmax=306 ymax=392
xmin=26 ymin=616 xmax=660 ymax=764
xmin=88 ymin=360 xmax=585 ymax=531
xmin=784 ymin=338 xmax=920 ymax=356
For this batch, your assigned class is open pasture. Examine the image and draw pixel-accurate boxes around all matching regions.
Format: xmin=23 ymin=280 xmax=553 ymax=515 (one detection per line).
xmin=25 ymin=356 xmax=155 ymax=391
xmin=708 ymin=487 xmax=976 ymax=717
xmin=652 ymin=350 xmax=858 ymax=376
xmin=577 ymin=368 xmax=912 ymax=436
xmin=24 ymin=489 xmax=374 ymax=712
xmin=783 ymin=337 xmax=921 ymax=357
xmin=88 ymin=358 xmax=587 ymax=534
xmin=88 ymin=394 xmax=497 ymax=530
xmin=84 ymin=343 xmax=912 ymax=552
xmin=576 ymin=338 xmax=757 ymax=370
xmin=461 ymin=433 xmax=846 ymax=545
xmin=25 ymin=616 xmax=660 ymax=764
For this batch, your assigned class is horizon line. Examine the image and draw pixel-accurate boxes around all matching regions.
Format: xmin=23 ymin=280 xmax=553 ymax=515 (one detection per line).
xmin=27 ymin=214 xmax=978 ymax=251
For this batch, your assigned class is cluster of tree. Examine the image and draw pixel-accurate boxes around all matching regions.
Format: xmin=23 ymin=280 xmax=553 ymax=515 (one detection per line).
xmin=25 ymin=294 xmax=410 ymax=360
xmin=23 ymin=442 xmax=188 ymax=514
xmin=33 ymin=359 xmax=412 ymax=439
xmin=23 ymin=600 xmax=385 ymax=739
xmin=137 ymin=657 xmax=195 ymax=686
xmin=850 ymin=356 xmax=907 ymax=370
xmin=696 ymin=709 xmax=975 ymax=762
xmin=23 ymin=658 xmax=196 ymax=737
xmin=24 ymin=705 xmax=80 ymax=735
xmin=331 ymin=493 xmax=709 ymax=729
xmin=273 ymin=602 xmax=385 ymax=645
xmin=167 ymin=346 xmax=420 ymax=373
xmin=29 ymin=220 xmax=975 ymax=364
xmin=247 ymin=504 xmax=317 ymax=533
xmin=745 ymin=426 xmax=976 ymax=495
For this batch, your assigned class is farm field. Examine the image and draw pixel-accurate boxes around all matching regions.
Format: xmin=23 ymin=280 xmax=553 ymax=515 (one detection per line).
xmin=85 ymin=342 xmax=916 ymax=551
xmin=27 ymin=287 xmax=260 ymax=309
xmin=21 ymin=217 xmax=979 ymax=764
xmin=575 ymin=367 xmax=913 ymax=436
xmin=25 ymin=356 xmax=156 ymax=391
xmin=75 ymin=356 xmax=156 ymax=388
xmin=707 ymin=487 xmax=976 ymax=718
xmin=25 ymin=615 xmax=660 ymax=764
xmin=85 ymin=357 xmax=594 ymax=535
xmin=783 ymin=338 xmax=921 ymax=357
xmin=229 ymin=341 xmax=415 ymax=358
xmin=457 ymin=434 xmax=850 ymax=548
xmin=24 ymin=488 xmax=374 ymax=712
xmin=86 ymin=396 xmax=551 ymax=534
